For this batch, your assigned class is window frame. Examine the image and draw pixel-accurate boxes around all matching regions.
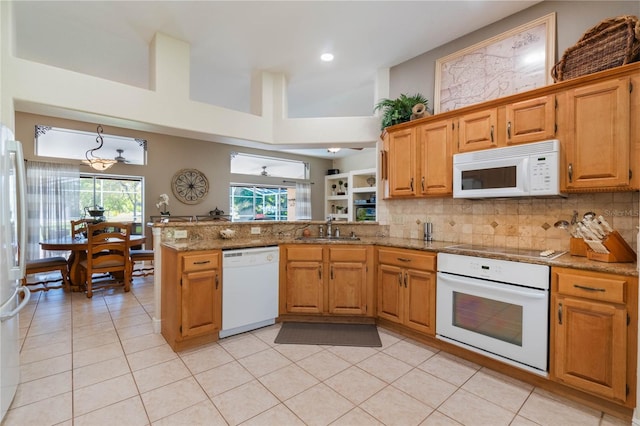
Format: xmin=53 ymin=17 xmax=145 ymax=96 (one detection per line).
xmin=79 ymin=173 xmax=145 ymax=234
xmin=229 ymin=184 xmax=290 ymax=222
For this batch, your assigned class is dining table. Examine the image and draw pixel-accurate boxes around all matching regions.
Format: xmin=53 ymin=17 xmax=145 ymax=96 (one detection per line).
xmin=40 ymin=234 xmax=146 ymax=291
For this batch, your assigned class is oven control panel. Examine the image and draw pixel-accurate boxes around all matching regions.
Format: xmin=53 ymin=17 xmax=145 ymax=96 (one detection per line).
xmin=437 ymin=253 xmax=550 ymax=290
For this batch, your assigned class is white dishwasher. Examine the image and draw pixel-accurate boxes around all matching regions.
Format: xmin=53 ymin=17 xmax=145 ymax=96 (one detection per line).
xmin=219 ymin=246 xmax=279 ymax=338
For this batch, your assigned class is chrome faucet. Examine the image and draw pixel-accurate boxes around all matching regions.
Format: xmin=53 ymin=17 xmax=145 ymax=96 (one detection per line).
xmin=326 ymin=216 xmax=333 ymax=238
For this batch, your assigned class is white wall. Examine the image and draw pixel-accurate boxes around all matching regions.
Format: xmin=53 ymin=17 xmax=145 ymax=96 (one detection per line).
xmin=389 ymin=1 xmax=640 ymax=105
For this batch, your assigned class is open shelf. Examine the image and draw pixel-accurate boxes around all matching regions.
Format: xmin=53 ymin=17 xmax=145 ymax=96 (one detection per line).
xmin=325 ymin=168 xmax=377 ymax=222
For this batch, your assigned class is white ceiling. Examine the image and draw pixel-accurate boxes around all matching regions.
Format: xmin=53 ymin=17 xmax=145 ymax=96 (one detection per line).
xmin=11 ymin=1 xmax=540 ymax=158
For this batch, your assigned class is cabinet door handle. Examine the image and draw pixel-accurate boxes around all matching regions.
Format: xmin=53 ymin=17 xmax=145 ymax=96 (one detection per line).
xmin=507 ymin=121 xmax=511 ymax=139
xmin=380 ymin=150 xmax=388 ymax=181
xmin=558 ymin=303 xmax=563 ymax=325
xmin=573 ymin=284 xmax=606 ymax=292
xmin=490 ymin=125 xmax=494 ymax=143
xmin=318 ymin=266 xmax=322 ymax=280
xmin=330 ymin=265 xmax=334 ymax=280
xmin=404 ymin=272 xmax=408 ymax=288
xmin=410 ymin=177 xmax=414 ymax=192
xmin=421 ymin=176 xmax=425 ymax=192
xmin=568 ymin=163 xmax=573 ymax=183
xmin=215 ymin=274 xmax=219 ymax=289
xmin=194 ymin=260 xmax=211 ymax=265
xmin=398 ymin=272 xmax=403 ymax=286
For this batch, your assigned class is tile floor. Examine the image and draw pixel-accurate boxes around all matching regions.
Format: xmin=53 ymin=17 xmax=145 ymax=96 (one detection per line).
xmin=4 ymin=276 xmax=633 ymax=426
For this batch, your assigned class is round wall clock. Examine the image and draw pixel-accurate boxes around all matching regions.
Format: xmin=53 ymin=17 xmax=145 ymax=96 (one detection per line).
xmin=171 ymin=168 xmax=209 ymax=204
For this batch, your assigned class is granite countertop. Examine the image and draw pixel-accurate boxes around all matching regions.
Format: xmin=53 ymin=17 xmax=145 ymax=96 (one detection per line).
xmin=162 ymin=236 xmax=638 ymax=277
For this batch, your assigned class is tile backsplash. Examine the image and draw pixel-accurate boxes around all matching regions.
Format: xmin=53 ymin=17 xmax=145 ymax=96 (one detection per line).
xmin=378 ymin=192 xmax=639 ymax=251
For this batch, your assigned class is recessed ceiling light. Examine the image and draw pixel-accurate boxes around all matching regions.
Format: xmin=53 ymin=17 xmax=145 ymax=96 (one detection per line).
xmin=327 ymin=147 xmax=341 ymax=153
xmin=320 ymin=53 xmax=334 ymax=62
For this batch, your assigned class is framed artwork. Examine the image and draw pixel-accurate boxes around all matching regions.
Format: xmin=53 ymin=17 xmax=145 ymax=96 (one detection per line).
xmin=434 ymin=13 xmax=556 ymax=113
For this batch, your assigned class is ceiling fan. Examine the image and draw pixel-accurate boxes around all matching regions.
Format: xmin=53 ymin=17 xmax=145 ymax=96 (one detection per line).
xmin=114 ymin=149 xmax=129 ymax=164
xmin=260 ymin=166 xmax=269 ymax=176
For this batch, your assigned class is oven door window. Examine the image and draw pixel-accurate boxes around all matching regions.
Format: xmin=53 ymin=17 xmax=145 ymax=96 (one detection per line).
xmin=453 ymin=291 xmax=523 ymax=346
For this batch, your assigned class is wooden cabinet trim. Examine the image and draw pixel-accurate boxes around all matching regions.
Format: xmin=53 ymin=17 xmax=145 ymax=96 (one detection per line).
xmin=385 ymin=63 xmax=639 ymax=133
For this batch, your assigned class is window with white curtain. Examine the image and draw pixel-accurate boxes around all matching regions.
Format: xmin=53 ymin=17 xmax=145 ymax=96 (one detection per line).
xmin=25 ymin=161 xmax=80 ymax=259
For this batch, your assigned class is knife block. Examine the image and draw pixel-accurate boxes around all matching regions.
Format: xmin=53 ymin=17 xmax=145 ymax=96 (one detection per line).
xmin=569 ymin=237 xmax=587 ymax=257
xmin=586 ymin=231 xmax=637 ymax=263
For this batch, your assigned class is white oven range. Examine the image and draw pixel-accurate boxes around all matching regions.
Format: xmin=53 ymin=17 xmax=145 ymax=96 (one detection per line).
xmin=436 ymin=252 xmax=550 ymax=376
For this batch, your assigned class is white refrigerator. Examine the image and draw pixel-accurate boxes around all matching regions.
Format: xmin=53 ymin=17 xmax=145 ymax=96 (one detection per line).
xmin=0 ymin=124 xmax=29 ymax=421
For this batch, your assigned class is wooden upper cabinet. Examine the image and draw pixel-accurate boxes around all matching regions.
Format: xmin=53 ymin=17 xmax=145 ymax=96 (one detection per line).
xmin=562 ymin=77 xmax=631 ymax=191
xmin=417 ymin=119 xmax=453 ymax=196
xmin=505 ymin=95 xmax=556 ymax=145
xmin=382 ymin=64 xmax=638 ymax=195
xmin=457 ymin=108 xmax=498 ymax=152
xmin=388 ymin=128 xmax=417 ymax=197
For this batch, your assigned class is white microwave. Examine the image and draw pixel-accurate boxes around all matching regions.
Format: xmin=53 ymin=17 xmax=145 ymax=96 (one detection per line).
xmin=453 ymin=140 xmax=565 ymax=199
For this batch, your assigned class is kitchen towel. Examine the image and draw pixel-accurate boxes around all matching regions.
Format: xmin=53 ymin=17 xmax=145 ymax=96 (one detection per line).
xmin=274 ymin=322 xmax=382 ymax=347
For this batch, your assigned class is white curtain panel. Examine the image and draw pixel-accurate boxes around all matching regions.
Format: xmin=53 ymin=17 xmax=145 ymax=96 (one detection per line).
xmin=295 ymin=182 xmax=312 ymax=220
xmin=25 ymin=161 xmax=80 ymax=259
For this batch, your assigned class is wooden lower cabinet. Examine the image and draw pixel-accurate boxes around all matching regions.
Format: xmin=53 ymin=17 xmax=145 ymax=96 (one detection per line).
xmin=280 ymin=244 xmax=374 ymax=317
xmin=377 ymin=247 xmax=436 ymax=335
xmin=283 ymin=245 xmax=324 ymax=314
xmin=550 ymin=267 xmax=638 ymax=405
xmin=161 ymin=248 xmax=222 ymax=351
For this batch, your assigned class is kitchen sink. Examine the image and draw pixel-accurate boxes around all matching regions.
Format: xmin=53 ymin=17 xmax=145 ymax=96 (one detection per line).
xmin=295 ymin=236 xmax=360 ymax=242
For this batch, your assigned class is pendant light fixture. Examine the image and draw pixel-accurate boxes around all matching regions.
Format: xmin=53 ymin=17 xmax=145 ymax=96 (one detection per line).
xmin=83 ymin=125 xmax=117 ymax=171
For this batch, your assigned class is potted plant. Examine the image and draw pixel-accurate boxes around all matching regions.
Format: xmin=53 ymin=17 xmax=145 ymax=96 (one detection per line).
xmin=337 ymin=180 xmax=345 ymax=195
xmin=374 ymin=93 xmax=429 ymax=130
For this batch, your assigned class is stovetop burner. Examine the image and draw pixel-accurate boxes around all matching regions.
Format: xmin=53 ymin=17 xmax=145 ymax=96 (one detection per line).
xmin=446 ymin=244 xmax=566 ymax=260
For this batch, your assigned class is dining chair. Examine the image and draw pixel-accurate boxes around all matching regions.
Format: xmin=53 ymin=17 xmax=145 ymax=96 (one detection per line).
xmin=22 ymin=256 xmax=71 ymax=292
xmin=78 ymin=222 xmax=132 ymax=298
xmin=130 ymin=249 xmax=154 ymax=277
xmin=71 ymin=218 xmax=90 ymax=239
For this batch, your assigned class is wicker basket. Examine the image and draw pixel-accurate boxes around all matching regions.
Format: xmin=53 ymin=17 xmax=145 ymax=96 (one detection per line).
xmin=551 ymin=15 xmax=640 ymax=82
